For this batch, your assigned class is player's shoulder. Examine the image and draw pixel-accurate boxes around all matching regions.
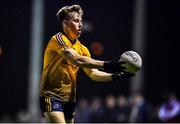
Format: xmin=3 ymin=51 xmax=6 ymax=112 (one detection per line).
xmin=48 ymin=33 xmax=58 ymax=43
xmin=49 ymin=32 xmax=63 ymax=41
xmin=49 ymin=32 xmax=67 ymax=44
xmin=46 ymin=33 xmax=61 ymax=50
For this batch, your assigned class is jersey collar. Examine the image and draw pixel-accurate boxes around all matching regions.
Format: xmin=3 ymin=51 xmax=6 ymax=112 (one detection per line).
xmin=62 ymin=31 xmax=77 ymax=44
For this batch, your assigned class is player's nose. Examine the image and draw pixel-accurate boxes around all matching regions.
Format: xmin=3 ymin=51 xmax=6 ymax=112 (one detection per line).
xmin=79 ymin=22 xmax=82 ymax=28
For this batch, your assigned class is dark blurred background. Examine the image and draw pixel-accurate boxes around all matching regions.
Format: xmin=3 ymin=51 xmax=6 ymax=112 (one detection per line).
xmin=0 ymin=0 xmax=180 ymax=122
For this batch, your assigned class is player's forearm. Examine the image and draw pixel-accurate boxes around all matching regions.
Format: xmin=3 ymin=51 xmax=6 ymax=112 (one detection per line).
xmin=75 ymin=56 xmax=104 ymax=68
xmin=88 ymin=69 xmax=112 ymax=82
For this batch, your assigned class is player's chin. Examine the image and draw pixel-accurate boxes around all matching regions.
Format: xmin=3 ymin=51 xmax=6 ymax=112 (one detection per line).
xmin=76 ymin=31 xmax=82 ymax=37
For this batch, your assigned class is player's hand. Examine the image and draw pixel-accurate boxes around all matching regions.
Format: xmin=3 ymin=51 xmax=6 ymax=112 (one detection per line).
xmin=112 ymin=71 xmax=135 ymax=81
xmin=103 ymin=59 xmax=126 ymax=73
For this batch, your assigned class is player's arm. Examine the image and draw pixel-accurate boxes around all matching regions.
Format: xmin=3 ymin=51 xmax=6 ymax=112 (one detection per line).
xmin=61 ymin=48 xmax=104 ymax=69
xmin=61 ymin=48 xmax=125 ymax=72
xmin=83 ymin=68 xmax=112 ymax=82
xmin=83 ymin=68 xmax=134 ymax=82
xmin=61 ymin=48 xmax=134 ymax=80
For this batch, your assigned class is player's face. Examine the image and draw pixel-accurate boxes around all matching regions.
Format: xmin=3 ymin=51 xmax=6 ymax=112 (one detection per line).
xmin=65 ymin=12 xmax=83 ymax=39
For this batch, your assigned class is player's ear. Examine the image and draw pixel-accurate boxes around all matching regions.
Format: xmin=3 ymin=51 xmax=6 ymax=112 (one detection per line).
xmin=63 ymin=20 xmax=68 ymax=28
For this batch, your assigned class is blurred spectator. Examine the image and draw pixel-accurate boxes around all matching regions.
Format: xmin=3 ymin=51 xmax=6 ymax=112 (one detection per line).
xmin=129 ymin=93 xmax=152 ymax=122
xmin=115 ymin=95 xmax=130 ymax=122
xmin=103 ymin=95 xmax=118 ymax=122
xmin=158 ymin=91 xmax=180 ymax=122
xmin=89 ymin=96 xmax=104 ymax=122
xmin=15 ymin=110 xmax=32 ymax=122
xmin=75 ymin=98 xmax=91 ymax=122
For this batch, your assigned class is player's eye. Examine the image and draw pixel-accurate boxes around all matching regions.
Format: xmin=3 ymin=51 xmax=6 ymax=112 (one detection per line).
xmin=73 ymin=19 xmax=82 ymax=23
xmin=73 ymin=19 xmax=79 ymax=23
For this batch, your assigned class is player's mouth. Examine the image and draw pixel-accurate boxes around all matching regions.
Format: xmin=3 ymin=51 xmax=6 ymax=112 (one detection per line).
xmin=78 ymin=28 xmax=82 ymax=33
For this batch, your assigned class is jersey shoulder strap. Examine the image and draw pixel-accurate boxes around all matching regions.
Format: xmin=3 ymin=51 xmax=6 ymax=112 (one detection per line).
xmin=56 ymin=32 xmax=67 ymax=49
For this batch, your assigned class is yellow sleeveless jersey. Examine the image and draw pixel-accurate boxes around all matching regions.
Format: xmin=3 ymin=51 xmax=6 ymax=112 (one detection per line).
xmin=40 ymin=32 xmax=91 ymax=102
